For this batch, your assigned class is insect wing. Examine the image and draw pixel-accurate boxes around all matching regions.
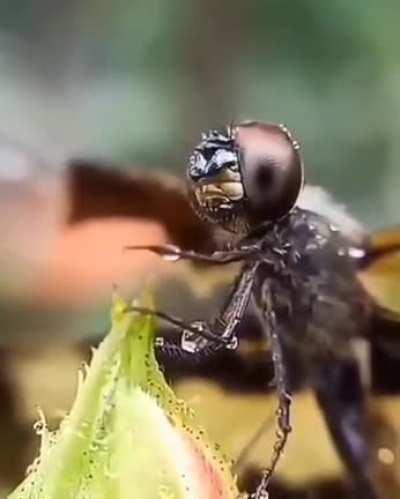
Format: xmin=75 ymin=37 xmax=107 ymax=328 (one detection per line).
xmin=67 ymin=160 xmax=244 ymax=315
xmin=357 ymin=227 xmax=400 ymax=319
xmin=299 ymin=185 xmax=400 ymax=320
xmin=297 ymin=184 xmax=366 ymax=244
xmin=67 ymin=160 xmax=215 ymax=252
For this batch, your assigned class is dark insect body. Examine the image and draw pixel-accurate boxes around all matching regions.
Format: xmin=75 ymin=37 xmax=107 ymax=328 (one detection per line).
xmin=126 ymin=121 xmax=400 ymax=499
xmin=64 ymin=121 xmax=400 ymax=497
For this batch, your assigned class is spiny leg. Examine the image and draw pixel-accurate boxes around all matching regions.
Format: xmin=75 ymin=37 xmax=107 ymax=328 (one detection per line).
xmin=253 ymin=289 xmax=292 ymax=499
xmin=129 ymin=262 xmax=258 ymax=358
xmin=312 ymin=358 xmax=379 ymax=499
xmin=128 ymin=305 xmax=230 ymax=345
xmin=234 ymin=413 xmax=276 ymax=476
xmin=124 ymin=243 xmax=260 ymax=264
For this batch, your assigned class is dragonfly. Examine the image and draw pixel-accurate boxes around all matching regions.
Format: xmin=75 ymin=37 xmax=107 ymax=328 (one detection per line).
xmin=117 ymin=121 xmax=400 ymax=499
xmin=4 ymin=123 xmax=397 ymax=496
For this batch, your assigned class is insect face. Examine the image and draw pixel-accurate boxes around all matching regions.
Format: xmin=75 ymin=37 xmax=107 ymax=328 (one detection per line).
xmin=187 ymin=128 xmax=245 ymax=231
xmin=187 ymin=121 xmax=304 ymax=233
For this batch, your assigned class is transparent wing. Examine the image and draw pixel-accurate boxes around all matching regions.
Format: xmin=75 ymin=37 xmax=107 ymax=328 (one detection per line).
xmin=298 ymin=184 xmax=366 ymax=244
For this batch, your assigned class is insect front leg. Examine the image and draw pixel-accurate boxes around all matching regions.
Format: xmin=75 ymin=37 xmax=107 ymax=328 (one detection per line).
xmin=180 ymin=263 xmax=259 ymax=355
xmin=128 ymin=305 xmax=229 ymax=363
xmin=125 ymin=243 xmax=260 ymax=265
xmin=130 ymin=263 xmax=258 ymax=359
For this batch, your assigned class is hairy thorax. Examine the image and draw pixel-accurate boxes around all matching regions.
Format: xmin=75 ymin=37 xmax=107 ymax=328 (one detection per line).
xmin=251 ymin=208 xmax=371 ymax=359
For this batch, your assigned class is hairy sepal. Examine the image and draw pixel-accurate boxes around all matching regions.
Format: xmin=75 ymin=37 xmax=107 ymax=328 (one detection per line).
xmin=9 ymin=296 xmax=241 ymax=499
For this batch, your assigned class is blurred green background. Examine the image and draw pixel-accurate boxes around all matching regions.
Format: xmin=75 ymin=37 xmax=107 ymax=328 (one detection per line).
xmin=0 ymin=0 xmax=399 ymax=227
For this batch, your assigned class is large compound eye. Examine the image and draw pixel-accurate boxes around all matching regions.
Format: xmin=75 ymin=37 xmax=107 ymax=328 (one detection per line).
xmin=235 ymin=121 xmax=304 ymax=223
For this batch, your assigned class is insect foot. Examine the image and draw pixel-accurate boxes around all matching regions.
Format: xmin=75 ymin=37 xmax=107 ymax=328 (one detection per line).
xmin=181 ymin=320 xmax=238 ymax=353
xmin=181 ymin=326 xmax=210 ymax=353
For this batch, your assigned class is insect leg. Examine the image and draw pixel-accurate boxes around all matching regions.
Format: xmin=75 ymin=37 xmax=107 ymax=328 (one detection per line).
xmin=253 ymin=289 xmax=292 ymax=499
xmin=126 ymin=306 xmax=225 ymax=366
xmin=233 ymin=413 xmax=275 ymax=476
xmin=128 ymin=263 xmax=258 ymax=357
xmin=125 ymin=244 xmax=259 ymax=264
xmin=312 ymin=358 xmax=379 ymax=499
xmin=187 ymin=263 xmax=259 ymax=349
xmin=168 ymin=263 xmax=259 ymax=354
xmin=128 ymin=305 xmax=229 ymax=344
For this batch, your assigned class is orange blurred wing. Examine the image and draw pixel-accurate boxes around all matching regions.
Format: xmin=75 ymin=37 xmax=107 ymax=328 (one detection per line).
xmin=357 ymin=227 xmax=400 ymax=319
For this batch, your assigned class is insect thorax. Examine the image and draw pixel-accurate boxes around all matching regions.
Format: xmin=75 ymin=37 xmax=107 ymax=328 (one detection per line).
xmin=251 ymin=208 xmax=370 ymax=358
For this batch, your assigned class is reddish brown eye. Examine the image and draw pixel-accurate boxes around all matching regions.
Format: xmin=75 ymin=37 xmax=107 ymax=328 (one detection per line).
xmin=235 ymin=121 xmax=304 ymax=224
xmin=256 ymin=164 xmax=274 ymax=187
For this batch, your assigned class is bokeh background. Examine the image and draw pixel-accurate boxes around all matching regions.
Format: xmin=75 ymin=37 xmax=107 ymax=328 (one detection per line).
xmin=1 ymin=0 xmax=400 ymax=226
xmin=0 ymin=1 xmax=399 ymax=497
